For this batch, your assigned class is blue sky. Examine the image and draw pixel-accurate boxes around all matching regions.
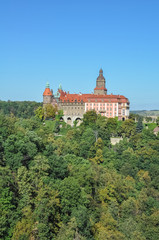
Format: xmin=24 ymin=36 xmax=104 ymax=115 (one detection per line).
xmin=0 ymin=0 xmax=159 ymax=110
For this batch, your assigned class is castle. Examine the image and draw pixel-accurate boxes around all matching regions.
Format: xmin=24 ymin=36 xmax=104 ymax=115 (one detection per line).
xmin=43 ymin=69 xmax=130 ymax=125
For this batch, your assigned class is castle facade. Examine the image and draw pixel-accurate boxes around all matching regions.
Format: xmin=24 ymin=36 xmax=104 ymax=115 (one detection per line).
xmin=43 ymin=69 xmax=130 ymax=125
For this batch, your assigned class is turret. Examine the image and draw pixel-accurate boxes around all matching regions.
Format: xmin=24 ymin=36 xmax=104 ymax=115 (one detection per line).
xmin=43 ymin=82 xmax=53 ymax=105
xmin=94 ymin=69 xmax=107 ymax=95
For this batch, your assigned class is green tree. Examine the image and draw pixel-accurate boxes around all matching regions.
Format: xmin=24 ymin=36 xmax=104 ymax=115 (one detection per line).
xmin=136 ymin=116 xmax=143 ymax=133
xmin=48 ymin=154 xmax=68 ymax=180
xmin=0 ymin=136 xmax=4 ymax=166
xmin=12 ymin=206 xmax=35 ymax=240
xmin=0 ymin=188 xmax=15 ymax=239
xmin=35 ymin=106 xmax=44 ymax=120
xmin=54 ymin=120 xmax=60 ymax=133
xmin=44 ymin=104 xmax=58 ymax=119
xmin=59 ymin=177 xmax=86 ymax=222
xmin=34 ymin=185 xmax=61 ymax=239
xmin=94 ymin=211 xmax=124 ymax=240
xmin=56 ymin=217 xmax=86 ymax=240
xmin=82 ymin=110 xmax=97 ymax=127
xmin=120 ymin=119 xmax=136 ymax=137
xmin=156 ymin=117 xmax=159 ymax=126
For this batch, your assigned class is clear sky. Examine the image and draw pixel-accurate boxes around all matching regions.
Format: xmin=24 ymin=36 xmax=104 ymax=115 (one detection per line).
xmin=0 ymin=0 xmax=159 ymax=110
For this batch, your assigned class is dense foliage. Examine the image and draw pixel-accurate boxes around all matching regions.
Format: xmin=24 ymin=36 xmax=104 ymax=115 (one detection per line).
xmin=0 ymin=110 xmax=159 ymax=240
xmin=0 ymin=101 xmax=42 ymax=118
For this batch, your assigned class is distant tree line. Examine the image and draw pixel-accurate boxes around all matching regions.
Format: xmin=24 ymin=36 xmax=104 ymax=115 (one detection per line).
xmin=0 ymin=100 xmax=42 ymax=118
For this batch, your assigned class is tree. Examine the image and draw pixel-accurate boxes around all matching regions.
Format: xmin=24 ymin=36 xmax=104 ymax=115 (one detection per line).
xmin=82 ymin=110 xmax=97 ymax=127
xmin=35 ymin=106 xmax=44 ymax=120
xmin=120 ymin=119 xmax=136 ymax=137
xmin=48 ymin=154 xmax=68 ymax=180
xmin=0 ymin=113 xmax=16 ymax=140
xmin=12 ymin=206 xmax=34 ymax=240
xmin=141 ymin=211 xmax=159 ymax=240
xmin=0 ymin=136 xmax=4 ymax=166
xmin=145 ymin=116 xmax=152 ymax=122
xmin=106 ymin=117 xmax=118 ymax=133
xmin=156 ymin=117 xmax=159 ymax=126
xmin=54 ymin=120 xmax=60 ymax=133
xmin=34 ymin=185 xmax=61 ymax=239
xmin=0 ymin=188 xmax=15 ymax=238
xmin=94 ymin=211 xmax=124 ymax=240
xmin=44 ymin=104 xmax=58 ymax=119
xmin=59 ymin=177 xmax=84 ymax=222
xmin=0 ymin=100 xmax=42 ymax=118
xmin=129 ymin=113 xmax=136 ymax=121
xmin=120 ymin=197 xmax=138 ymax=219
xmin=4 ymin=132 xmax=41 ymax=170
xmin=56 ymin=217 xmax=86 ymax=240
xmin=136 ymin=117 xmax=143 ymax=133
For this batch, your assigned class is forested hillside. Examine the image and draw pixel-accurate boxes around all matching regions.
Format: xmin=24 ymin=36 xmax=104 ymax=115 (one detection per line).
xmin=0 ymin=110 xmax=159 ymax=239
xmin=0 ymin=101 xmax=42 ymax=118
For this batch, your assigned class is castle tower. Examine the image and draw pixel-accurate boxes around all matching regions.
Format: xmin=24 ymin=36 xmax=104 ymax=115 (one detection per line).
xmin=94 ymin=69 xmax=107 ymax=95
xmin=43 ymin=82 xmax=53 ymax=105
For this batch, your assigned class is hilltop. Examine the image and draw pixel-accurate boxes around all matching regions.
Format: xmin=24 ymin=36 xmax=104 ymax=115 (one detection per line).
xmin=131 ymin=110 xmax=159 ymax=117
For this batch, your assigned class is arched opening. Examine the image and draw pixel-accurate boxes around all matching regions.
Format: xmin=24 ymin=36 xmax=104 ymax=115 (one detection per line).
xmin=122 ymin=117 xmax=125 ymax=121
xmin=60 ymin=117 xmax=64 ymax=121
xmin=75 ymin=117 xmax=82 ymax=126
xmin=67 ymin=117 xmax=72 ymax=125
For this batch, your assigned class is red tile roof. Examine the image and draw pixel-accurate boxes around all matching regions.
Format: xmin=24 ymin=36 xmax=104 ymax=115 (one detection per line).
xmin=94 ymin=87 xmax=107 ymax=90
xmin=59 ymin=90 xmax=129 ymax=103
xmin=154 ymin=126 xmax=159 ymax=132
xmin=43 ymin=88 xmax=53 ymax=96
